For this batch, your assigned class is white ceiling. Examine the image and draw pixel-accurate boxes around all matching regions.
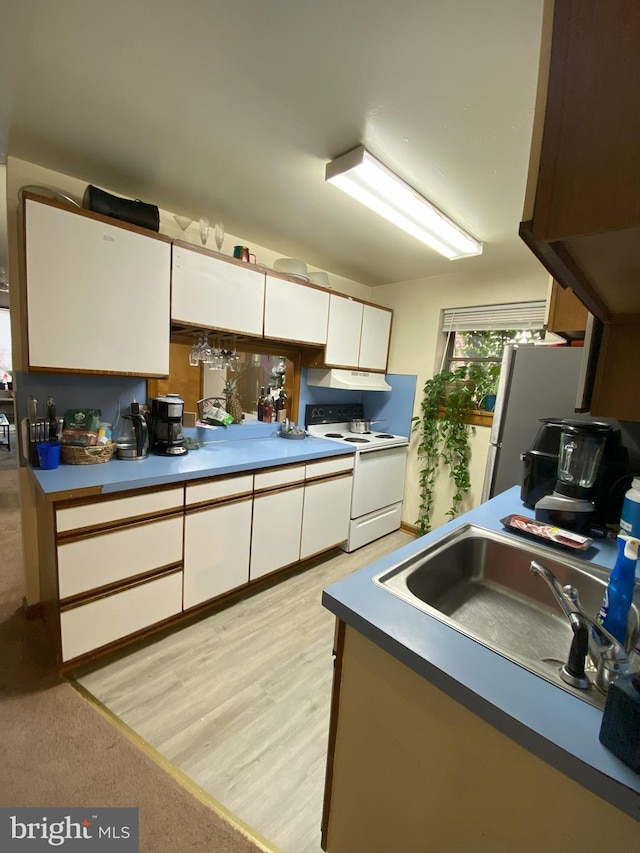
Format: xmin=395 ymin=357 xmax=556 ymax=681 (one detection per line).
xmin=0 ymin=0 xmax=545 ymax=287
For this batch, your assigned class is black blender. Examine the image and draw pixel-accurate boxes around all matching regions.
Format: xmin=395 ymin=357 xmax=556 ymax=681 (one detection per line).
xmin=534 ymin=421 xmax=613 ymax=534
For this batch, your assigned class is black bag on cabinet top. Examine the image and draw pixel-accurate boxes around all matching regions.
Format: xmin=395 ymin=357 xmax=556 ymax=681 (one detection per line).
xmin=83 ymin=184 xmax=160 ymax=232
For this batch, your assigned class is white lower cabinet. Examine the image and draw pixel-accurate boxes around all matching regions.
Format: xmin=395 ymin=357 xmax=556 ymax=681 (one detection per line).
xmin=250 ymin=483 xmax=304 ymax=580
xmin=60 ymin=571 xmax=183 ymax=662
xmin=48 ymin=457 xmax=355 ymax=664
xmin=184 ymin=496 xmax=252 ymax=608
xmin=301 ymin=457 xmax=354 ymax=559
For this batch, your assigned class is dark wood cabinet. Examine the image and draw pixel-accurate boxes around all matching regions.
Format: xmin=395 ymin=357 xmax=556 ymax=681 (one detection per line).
xmin=546 ymin=281 xmax=588 ymax=340
xmin=522 ymin=0 xmax=640 ymax=419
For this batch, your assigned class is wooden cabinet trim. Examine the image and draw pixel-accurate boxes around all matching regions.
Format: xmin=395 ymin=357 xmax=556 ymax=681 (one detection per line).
xmin=56 ymin=483 xmax=185 ymax=512
xmin=304 ymin=470 xmax=354 ymax=486
xmin=186 ymin=494 xmax=253 ymax=514
xmin=56 ymin=508 xmax=184 ymax=544
xmin=60 ymin=563 xmax=183 ymax=610
xmin=321 ymin=618 xmax=346 ymax=848
xmin=519 ymin=221 xmax=610 ymax=322
xmin=253 ymin=482 xmax=305 ymax=499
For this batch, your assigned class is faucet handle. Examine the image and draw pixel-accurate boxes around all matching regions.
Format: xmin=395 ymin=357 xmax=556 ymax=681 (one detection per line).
xmin=563 ymin=584 xmax=632 ymax=692
xmin=563 ymin=585 xmax=628 ymax=662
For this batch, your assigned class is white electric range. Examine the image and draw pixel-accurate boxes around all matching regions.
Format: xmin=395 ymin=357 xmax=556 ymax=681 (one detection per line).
xmin=305 ymin=404 xmax=409 ymax=551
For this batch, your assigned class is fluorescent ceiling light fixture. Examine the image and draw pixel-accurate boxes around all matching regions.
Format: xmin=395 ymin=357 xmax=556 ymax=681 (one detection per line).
xmin=325 ymin=146 xmax=482 ymax=260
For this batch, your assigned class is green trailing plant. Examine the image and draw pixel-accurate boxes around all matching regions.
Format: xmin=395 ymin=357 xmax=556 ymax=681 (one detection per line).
xmin=467 ymin=361 xmax=501 ymax=410
xmin=412 ymin=364 xmax=488 ymax=534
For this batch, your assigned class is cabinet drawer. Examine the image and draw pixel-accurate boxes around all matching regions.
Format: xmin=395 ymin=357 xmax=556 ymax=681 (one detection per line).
xmin=306 ymin=456 xmax=354 ymax=480
xmin=58 ymin=515 xmax=183 ymax=599
xmin=254 ymin=464 xmax=306 ymax=492
xmin=57 ymin=487 xmax=184 ymax=534
xmin=186 ymin=473 xmax=253 ymax=506
xmin=60 ymin=570 xmax=183 ymax=661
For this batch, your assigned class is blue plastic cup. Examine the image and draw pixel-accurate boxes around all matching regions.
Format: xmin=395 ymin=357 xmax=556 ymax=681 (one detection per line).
xmin=36 ymin=441 xmax=61 ymax=470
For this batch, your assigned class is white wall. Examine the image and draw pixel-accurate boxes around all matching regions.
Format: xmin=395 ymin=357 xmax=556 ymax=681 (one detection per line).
xmin=374 ymin=261 xmax=550 ymax=531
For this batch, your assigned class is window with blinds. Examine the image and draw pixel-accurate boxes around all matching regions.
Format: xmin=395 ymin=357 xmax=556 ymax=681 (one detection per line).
xmin=441 ymin=301 xmax=546 ymax=374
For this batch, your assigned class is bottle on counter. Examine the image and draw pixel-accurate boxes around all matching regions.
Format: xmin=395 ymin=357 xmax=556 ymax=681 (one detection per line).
xmin=596 ymin=533 xmax=639 ymax=645
xmin=257 ymin=387 xmax=265 ymax=422
xmin=262 ymin=394 xmax=273 ymax=424
xmin=619 ymin=477 xmax=640 ymax=539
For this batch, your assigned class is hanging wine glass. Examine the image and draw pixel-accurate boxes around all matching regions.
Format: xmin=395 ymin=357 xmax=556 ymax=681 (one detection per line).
xmin=174 ymin=215 xmax=193 ymax=241
xmin=189 ymin=335 xmax=201 ymax=367
xmin=214 ymin=222 xmax=225 ymax=251
xmin=228 ymin=338 xmax=241 ymax=372
xmin=199 ymin=217 xmax=210 ymax=246
xmin=201 ymin=333 xmax=214 ymax=364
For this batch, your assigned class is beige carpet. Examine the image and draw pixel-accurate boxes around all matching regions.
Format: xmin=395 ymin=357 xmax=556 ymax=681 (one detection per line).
xmin=0 ymin=467 xmax=273 ymax=853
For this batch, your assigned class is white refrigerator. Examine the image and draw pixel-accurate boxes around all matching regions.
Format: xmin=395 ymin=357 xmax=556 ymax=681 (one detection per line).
xmin=481 ymin=345 xmax=586 ymax=501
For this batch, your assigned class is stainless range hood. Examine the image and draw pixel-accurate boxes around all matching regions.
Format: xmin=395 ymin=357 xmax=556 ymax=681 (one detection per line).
xmin=306 ymin=368 xmax=391 ymax=392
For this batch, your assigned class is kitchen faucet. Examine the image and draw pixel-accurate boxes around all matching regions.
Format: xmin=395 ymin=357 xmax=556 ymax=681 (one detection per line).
xmin=529 ymin=561 xmax=634 ymax=693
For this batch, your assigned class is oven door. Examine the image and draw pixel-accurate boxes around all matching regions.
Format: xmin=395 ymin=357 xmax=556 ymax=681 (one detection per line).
xmin=351 ymin=445 xmax=408 ymax=518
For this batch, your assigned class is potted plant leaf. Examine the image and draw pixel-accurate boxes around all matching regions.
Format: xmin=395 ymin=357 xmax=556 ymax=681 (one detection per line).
xmin=412 ymin=365 xmax=478 ymax=534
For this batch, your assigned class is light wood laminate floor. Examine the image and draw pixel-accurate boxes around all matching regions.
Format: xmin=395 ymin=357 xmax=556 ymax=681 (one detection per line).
xmin=77 ymin=530 xmax=415 ymax=853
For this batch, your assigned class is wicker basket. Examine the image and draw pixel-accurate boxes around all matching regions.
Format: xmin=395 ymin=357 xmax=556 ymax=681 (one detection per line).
xmin=60 ymin=441 xmax=116 ymax=465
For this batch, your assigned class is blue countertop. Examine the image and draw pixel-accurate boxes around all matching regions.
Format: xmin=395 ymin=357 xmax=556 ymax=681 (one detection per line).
xmin=322 ymin=487 xmax=640 ymax=821
xmin=31 ymin=425 xmax=355 ymax=499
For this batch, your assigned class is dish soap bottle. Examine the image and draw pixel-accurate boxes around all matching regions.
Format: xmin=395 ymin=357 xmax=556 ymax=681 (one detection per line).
xmin=596 ymin=534 xmax=639 ymax=645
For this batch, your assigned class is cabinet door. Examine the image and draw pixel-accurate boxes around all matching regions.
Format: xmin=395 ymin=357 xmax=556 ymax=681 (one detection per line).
xmin=25 ymin=198 xmax=170 ymax=376
xmin=264 ymin=275 xmax=329 ymax=345
xmin=171 ymin=246 xmax=265 ymax=336
xmin=359 ymin=304 xmax=392 ymax=371
xmin=184 ymin=496 xmax=252 ymax=608
xmin=546 ymin=281 xmax=588 ymax=338
xmin=250 ymin=485 xmax=304 ymax=580
xmin=300 ymin=474 xmax=353 ymax=560
xmin=60 ymin=570 xmax=182 ymax=662
xmin=325 ymin=294 xmax=363 ymax=367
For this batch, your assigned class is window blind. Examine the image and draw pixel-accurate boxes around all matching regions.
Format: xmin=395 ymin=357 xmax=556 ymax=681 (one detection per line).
xmin=442 ymin=301 xmax=546 ymax=332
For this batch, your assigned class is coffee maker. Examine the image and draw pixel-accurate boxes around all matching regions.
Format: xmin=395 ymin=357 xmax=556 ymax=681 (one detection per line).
xmin=115 ymin=401 xmax=149 ymax=460
xmin=521 ymin=418 xmax=629 ymax=534
xmin=149 ymin=395 xmax=188 ymax=456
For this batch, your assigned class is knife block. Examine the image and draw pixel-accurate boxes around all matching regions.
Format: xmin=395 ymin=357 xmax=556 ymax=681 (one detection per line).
xmin=599 ymin=671 xmax=640 ymax=773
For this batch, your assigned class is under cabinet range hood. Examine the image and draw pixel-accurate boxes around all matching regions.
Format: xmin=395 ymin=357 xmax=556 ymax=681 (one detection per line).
xmin=306 ymin=368 xmax=391 ymax=391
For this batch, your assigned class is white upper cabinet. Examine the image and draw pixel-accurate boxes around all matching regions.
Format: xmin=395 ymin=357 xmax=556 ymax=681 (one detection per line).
xmin=325 ymin=294 xmax=392 ymax=372
xmin=359 ymin=304 xmax=393 ymax=371
xmin=325 ymin=294 xmax=363 ymax=367
xmin=264 ymin=274 xmax=329 ymax=345
xmin=24 ymin=197 xmax=171 ymax=376
xmin=171 ymin=245 xmax=265 ymax=337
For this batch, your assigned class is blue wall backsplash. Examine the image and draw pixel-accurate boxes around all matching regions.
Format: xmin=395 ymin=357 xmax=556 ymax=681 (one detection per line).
xmin=15 ymin=372 xmax=147 ymax=428
xmin=299 ymin=370 xmax=417 ymax=437
xmin=15 ymin=369 xmax=417 ymax=441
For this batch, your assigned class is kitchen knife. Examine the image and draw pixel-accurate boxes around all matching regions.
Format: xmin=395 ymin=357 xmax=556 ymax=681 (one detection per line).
xmin=46 ymin=396 xmax=57 ymax=440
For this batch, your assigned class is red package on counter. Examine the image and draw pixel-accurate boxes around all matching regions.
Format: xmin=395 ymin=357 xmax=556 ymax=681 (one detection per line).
xmin=500 ymin=514 xmax=593 ymax=551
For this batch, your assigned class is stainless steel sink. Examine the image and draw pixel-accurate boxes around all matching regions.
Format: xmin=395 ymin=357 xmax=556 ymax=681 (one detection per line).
xmin=373 ymin=524 xmax=640 ymax=710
